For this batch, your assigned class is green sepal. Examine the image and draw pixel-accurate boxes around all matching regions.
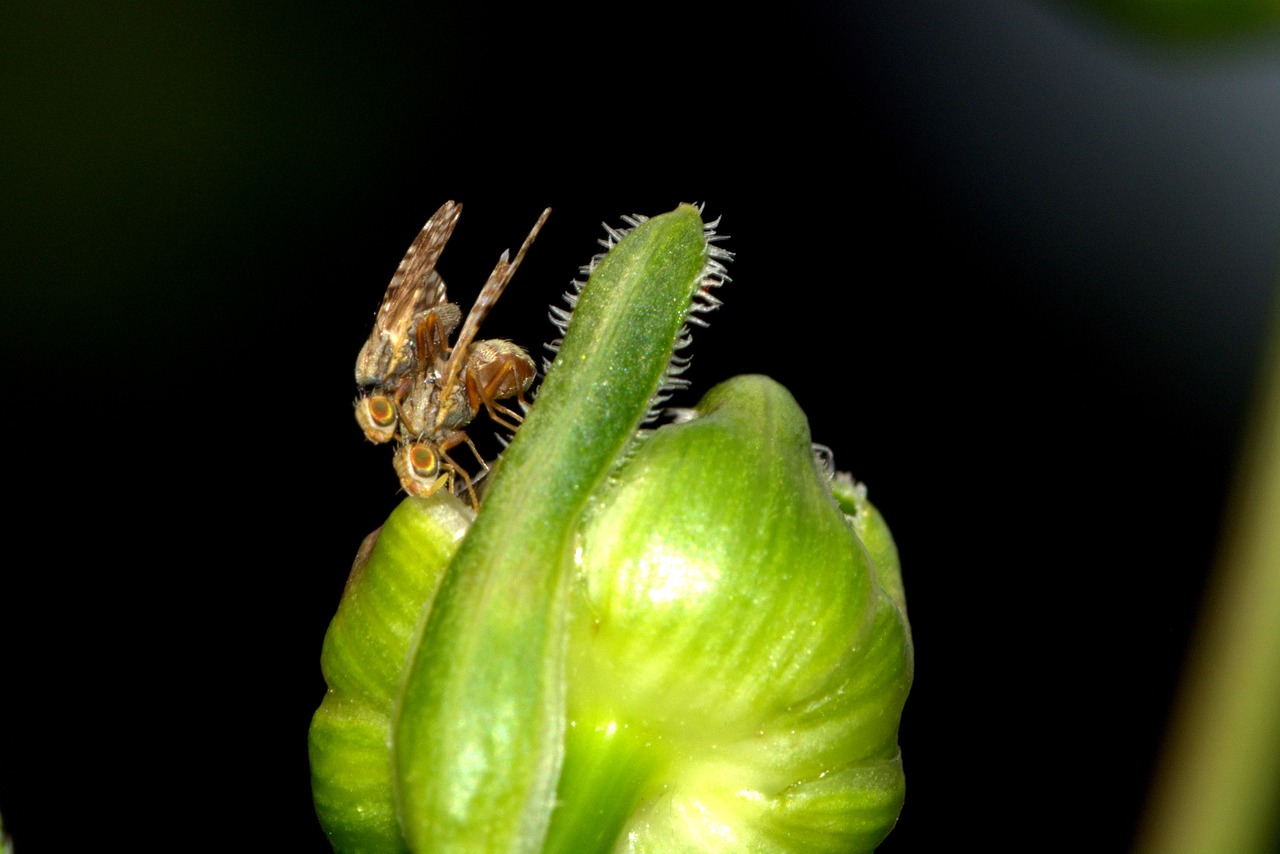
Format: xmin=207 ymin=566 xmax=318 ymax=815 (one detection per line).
xmin=390 ymin=206 xmax=712 ymax=853
xmin=309 ymin=494 xmax=473 ymax=853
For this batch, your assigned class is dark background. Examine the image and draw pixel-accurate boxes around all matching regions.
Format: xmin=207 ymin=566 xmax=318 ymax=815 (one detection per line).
xmin=2 ymin=1 xmax=1277 ymax=850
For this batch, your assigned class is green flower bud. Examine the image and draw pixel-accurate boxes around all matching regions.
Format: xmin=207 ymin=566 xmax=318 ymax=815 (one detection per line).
xmin=310 ymin=205 xmax=913 ymax=853
xmin=549 ymin=375 xmax=911 ymax=853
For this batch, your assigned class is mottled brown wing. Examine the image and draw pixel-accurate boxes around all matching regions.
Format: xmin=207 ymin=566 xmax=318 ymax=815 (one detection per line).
xmin=436 ymin=207 xmax=550 ymax=416
xmin=354 ymin=200 xmax=463 ymax=386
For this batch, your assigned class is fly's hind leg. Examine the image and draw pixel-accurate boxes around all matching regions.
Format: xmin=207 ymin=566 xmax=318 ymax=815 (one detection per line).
xmin=465 ymin=349 xmax=537 ymax=433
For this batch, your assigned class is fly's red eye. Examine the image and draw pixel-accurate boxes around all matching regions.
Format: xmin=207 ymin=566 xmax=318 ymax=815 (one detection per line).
xmin=367 ymin=397 xmax=396 ymax=426
xmin=356 ymin=396 xmax=399 ymax=444
xmin=409 ymin=445 xmax=438 ymax=476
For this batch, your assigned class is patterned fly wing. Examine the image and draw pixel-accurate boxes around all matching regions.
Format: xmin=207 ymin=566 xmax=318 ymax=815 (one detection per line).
xmin=434 ymin=206 xmax=550 ymax=433
xmin=354 ymin=200 xmax=462 ymax=388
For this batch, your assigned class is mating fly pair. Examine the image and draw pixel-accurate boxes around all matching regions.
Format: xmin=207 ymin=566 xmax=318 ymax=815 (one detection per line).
xmin=354 ymin=201 xmax=549 ymax=505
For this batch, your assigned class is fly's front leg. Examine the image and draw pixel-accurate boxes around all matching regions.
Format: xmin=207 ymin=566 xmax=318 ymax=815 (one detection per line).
xmin=437 ymin=430 xmax=484 ymax=508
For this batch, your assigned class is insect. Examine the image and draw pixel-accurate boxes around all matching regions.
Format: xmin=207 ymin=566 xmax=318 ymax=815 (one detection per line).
xmin=354 ymin=201 xmax=550 ymax=505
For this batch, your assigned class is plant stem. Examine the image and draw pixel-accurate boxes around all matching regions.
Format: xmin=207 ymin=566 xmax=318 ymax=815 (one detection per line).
xmin=541 ymin=718 xmax=663 ymax=854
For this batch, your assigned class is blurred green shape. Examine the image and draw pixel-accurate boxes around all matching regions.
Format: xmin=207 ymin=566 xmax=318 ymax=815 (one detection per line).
xmin=1134 ymin=304 xmax=1280 ymax=854
xmin=1068 ymin=0 xmax=1280 ymax=40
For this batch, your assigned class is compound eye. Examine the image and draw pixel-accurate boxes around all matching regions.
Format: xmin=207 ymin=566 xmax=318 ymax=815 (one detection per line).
xmin=367 ymin=396 xmax=396 ymax=425
xmin=408 ymin=444 xmax=439 ymax=478
xmin=393 ymin=443 xmax=447 ymax=497
xmin=355 ymin=395 xmax=398 ymax=443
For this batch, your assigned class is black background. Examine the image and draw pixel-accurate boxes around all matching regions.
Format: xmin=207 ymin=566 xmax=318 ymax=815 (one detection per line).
xmin=2 ymin=1 xmax=1277 ymax=850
